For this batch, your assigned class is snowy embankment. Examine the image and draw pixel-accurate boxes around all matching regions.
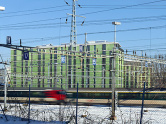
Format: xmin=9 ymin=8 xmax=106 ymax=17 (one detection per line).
xmin=0 ymin=104 xmax=166 ymax=124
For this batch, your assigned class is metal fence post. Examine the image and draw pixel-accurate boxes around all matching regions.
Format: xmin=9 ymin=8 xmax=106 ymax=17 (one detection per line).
xmin=140 ymin=82 xmax=146 ymax=124
xmin=76 ymin=83 xmax=78 ymax=124
xmin=28 ymin=84 xmax=30 ymax=123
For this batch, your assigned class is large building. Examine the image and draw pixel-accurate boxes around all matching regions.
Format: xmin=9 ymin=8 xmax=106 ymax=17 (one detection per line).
xmin=10 ymin=41 xmax=151 ymax=89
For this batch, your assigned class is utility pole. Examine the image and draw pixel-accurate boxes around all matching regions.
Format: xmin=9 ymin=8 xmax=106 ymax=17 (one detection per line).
xmin=71 ymin=68 xmax=73 ymax=88
xmin=65 ymin=0 xmax=85 ymax=88
xmin=111 ymin=45 xmax=116 ymax=120
xmin=84 ymin=33 xmax=88 ymax=88
xmin=48 ymin=63 xmax=50 ymax=87
xmin=55 ymin=63 xmax=57 ymax=88
xmin=4 ymin=68 xmax=7 ymax=111
xmin=102 ymin=66 xmax=105 ymax=88
xmin=66 ymin=0 xmax=86 ymax=48
xmin=111 ymin=22 xmax=121 ymax=120
xmin=66 ymin=54 xmax=68 ymax=90
xmin=30 ymin=50 xmax=33 ymax=87
xmin=84 ymin=33 xmax=87 ymax=51
xmin=86 ymin=67 xmax=88 ymax=88
xmin=0 ymin=55 xmax=9 ymax=111
xmin=70 ymin=0 xmax=77 ymax=48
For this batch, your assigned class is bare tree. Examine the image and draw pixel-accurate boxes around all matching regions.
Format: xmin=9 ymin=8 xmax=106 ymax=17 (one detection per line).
xmin=151 ymin=55 xmax=166 ymax=88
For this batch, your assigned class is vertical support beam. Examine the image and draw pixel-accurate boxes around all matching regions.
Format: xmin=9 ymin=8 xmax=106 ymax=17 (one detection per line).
xmin=4 ymin=68 xmax=7 ymax=111
xmin=140 ymin=82 xmax=146 ymax=124
xmin=110 ymin=48 xmax=116 ymax=120
xmin=71 ymin=68 xmax=72 ymax=88
xmin=111 ymin=22 xmax=121 ymax=120
xmin=48 ymin=63 xmax=50 ymax=87
xmin=55 ymin=63 xmax=57 ymax=87
xmin=84 ymin=33 xmax=87 ymax=49
xmin=0 ymin=54 xmax=8 ymax=111
xmin=66 ymin=53 xmax=68 ymax=90
xmin=86 ymin=67 xmax=88 ymax=88
xmin=85 ymin=33 xmax=88 ymax=88
xmin=70 ymin=0 xmax=77 ymax=47
xmin=76 ymin=82 xmax=78 ymax=124
xmin=28 ymin=84 xmax=31 ymax=123
xmin=102 ymin=66 xmax=105 ymax=88
xmin=31 ymin=52 xmax=33 ymax=87
xmin=70 ymin=0 xmax=76 ymax=88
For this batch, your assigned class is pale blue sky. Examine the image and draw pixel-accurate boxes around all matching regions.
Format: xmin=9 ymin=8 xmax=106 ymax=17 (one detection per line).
xmin=1 ymin=0 xmax=166 ymax=65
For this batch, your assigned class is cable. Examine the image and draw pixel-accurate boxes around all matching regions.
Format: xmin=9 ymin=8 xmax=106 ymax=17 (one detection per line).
xmin=1 ymin=8 xmax=70 ymax=18
xmin=2 ymin=14 xmax=166 ymax=30
xmin=80 ymin=0 xmax=166 ymax=16
xmin=81 ymin=4 xmax=166 ymax=7
xmin=2 ymin=21 xmax=166 ymax=31
xmin=3 ymin=5 xmax=67 ymax=14
xmin=1 ymin=13 xmax=166 ymax=30
xmin=0 ymin=1 xmax=166 ymax=27
xmin=0 ymin=17 xmax=67 ymax=27
xmin=78 ymin=24 xmax=166 ymax=35
xmin=9 ymin=24 xmax=166 ymax=44
xmin=82 ymin=6 xmax=166 ymax=9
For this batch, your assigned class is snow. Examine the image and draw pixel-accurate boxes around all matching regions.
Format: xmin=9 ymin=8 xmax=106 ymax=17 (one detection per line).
xmin=0 ymin=103 xmax=166 ymax=124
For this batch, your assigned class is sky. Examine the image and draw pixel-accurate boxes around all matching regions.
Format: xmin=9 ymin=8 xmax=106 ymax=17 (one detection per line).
xmin=1 ymin=0 xmax=166 ymax=66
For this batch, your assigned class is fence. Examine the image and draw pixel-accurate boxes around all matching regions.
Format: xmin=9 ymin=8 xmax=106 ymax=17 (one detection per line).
xmin=0 ymin=86 xmax=166 ymax=124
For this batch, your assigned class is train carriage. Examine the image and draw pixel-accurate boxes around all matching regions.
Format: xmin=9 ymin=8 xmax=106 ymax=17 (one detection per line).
xmin=0 ymin=87 xmax=66 ymax=104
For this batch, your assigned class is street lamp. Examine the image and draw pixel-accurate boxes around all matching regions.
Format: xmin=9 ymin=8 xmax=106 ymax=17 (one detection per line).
xmin=111 ymin=21 xmax=121 ymax=120
xmin=0 ymin=6 xmax=5 ymax=11
xmin=0 ymin=6 xmax=7 ymax=111
xmin=112 ymin=22 xmax=121 ymax=46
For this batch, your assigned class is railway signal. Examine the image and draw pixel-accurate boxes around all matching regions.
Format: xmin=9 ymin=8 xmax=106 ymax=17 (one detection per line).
xmin=6 ymin=36 xmax=11 ymax=45
xmin=145 ymin=61 xmax=148 ymax=67
xmin=61 ymin=55 xmax=66 ymax=63
xmin=93 ymin=58 xmax=96 ymax=65
xmin=23 ymin=51 xmax=29 ymax=60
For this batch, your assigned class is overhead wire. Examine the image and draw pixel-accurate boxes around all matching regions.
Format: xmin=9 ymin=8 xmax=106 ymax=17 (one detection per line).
xmin=3 ymin=5 xmax=66 ymax=15
xmin=1 ymin=1 xmax=166 ymax=56
xmin=0 ymin=1 xmax=165 ymax=27
xmin=10 ymin=24 xmax=166 ymax=47
xmin=0 ymin=8 xmax=71 ymax=18
xmin=1 ymin=1 xmax=166 ymax=27
xmin=81 ymin=4 xmax=166 ymax=7
xmin=81 ymin=6 xmax=166 ymax=9
xmin=0 ymin=19 xmax=166 ymax=30
xmin=1 ymin=14 xmax=166 ymax=30
xmin=0 ymin=17 xmax=67 ymax=27
xmin=80 ymin=0 xmax=166 ymax=16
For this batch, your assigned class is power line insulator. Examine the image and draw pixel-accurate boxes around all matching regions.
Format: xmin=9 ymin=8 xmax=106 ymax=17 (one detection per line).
xmin=64 ymin=0 xmax=70 ymax=6
xmin=78 ymin=4 xmax=82 ymax=8
xmin=65 ymin=18 xmax=68 ymax=24
xmin=81 ymin=21 xmax=84 ymax=26
xmin=20 ymin=39 xmax=22 ymax=46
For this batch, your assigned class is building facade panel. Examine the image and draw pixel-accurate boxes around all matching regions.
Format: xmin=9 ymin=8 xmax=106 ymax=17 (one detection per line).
xmin=10 ymin=42 xmax=152 ymax=89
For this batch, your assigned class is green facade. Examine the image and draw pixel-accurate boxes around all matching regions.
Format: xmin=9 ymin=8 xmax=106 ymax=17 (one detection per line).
xmin=10 ymin=42 xmax=151 ymax=89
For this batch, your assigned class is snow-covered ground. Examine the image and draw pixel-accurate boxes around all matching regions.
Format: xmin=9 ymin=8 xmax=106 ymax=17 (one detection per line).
xmin=0 ymin=103 xmax=166 ymax=124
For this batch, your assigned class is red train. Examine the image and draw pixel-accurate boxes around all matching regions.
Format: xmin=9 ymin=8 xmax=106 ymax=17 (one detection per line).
xmin=0 ymin=87 xmax=67 ymax=104
xmin=44 ymin=89 xmax=66 ymax=101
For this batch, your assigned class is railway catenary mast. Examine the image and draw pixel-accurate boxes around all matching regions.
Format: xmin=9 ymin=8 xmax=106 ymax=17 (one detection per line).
xmin=66 ymin=0 xmax=86 ymax=88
